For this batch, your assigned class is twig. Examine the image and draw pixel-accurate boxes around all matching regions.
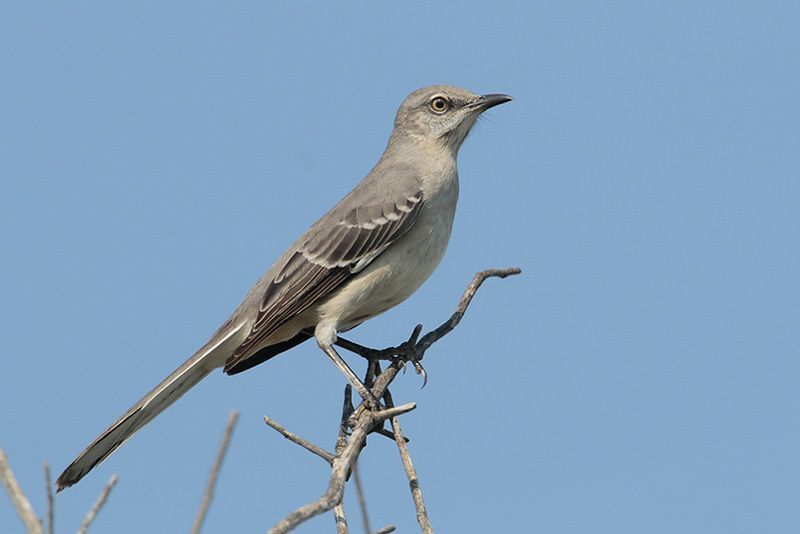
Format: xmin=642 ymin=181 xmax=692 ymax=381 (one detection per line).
xmin=373 ymin=526 xmax=397 ymax=534
xmin=333 ymin=386 xmax=355 ymax=534
xmin=264 ymin=416 xmax=336 ymax=464
xmin=337 ymin=268 xmax=521 ymax=365
xmin=334 ymin=501 xmax=349 ymax=534
xmin=385 ymin=391 xmax=432 ymax=533
xmin=267 ymin=413 xmax=368 ymax=534
xmin=268 ymin=268 xmax=520 ymax=533
xmin=191 ymin=411 xmax=239 ymax=534
xmin=268 ymin=375 xmax=405 ymax=534
xmin=44 ymin=462 xmax=54 ymax=534
xmin=346 ymin=358 xmax=408 ymax=433
xmin=372 ymin=403 xmax=415 ymax=421
xmin=77 ymin=474 xmax=118 ymax=534
xmin=352 ymin=462 xmax=372 ymax=534
xmin=415 ymin=267 xmax=521 ymax=354
xmin=0 ymin=449 xmax=42 ymax=534
xmin=409 ymin=267 xmax=521 ymax=363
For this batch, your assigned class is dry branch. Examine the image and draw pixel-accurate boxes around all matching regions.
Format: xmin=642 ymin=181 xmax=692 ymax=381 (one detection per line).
xmin=352 ymin=462 xmax=371 ymax=534
xmin=266 ymin=267 xmax=520 ymax=533
xmin=385 ymin=391 xmax=432 ymax=533
xmin=264 ymin=416 xmax=335 ymax=464
xmin=44 ymin=462 xmax=54 ymax=534
xmin=334 ymin=267 xmax=522 ymax=374
xmin=0 ymin=448 xmax=42 ymax=534
xmin=334 ymin=500 xmax=348 ymax=533
xmin=192 ymin=410 xmax=239 ymax=534
xmin=77 ymin=473 xmax=118 ymax=534
xmin=267 ymin=393 xmax=410 ymax=534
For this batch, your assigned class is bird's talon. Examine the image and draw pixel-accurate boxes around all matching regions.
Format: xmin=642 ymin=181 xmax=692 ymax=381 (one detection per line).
xmin=414 ymin=361 xmax=428 ymax=388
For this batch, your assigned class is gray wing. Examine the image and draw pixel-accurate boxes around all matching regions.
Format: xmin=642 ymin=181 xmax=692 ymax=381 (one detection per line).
xmin=223 ymin=172 xmax=424 ymax=373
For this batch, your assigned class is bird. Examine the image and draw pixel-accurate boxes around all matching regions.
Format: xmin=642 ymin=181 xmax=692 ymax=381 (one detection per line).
xmin=56 ymin=85 xmax=512 ymax=490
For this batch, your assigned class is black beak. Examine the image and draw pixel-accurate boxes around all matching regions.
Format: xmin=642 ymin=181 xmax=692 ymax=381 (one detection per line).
xmin=472 ymin=93 xmax=513 ymax=111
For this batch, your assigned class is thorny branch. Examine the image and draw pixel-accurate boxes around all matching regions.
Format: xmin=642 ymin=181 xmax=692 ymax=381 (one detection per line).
xmin=266 ymin=267 xmax=521 ymax=533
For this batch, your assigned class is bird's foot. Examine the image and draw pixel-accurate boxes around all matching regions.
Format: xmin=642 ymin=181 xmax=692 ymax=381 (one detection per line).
xmin=379 ymin=325 xmax=428 ymax=388
xmin=335 ymin=324 xmax=429 ymax=387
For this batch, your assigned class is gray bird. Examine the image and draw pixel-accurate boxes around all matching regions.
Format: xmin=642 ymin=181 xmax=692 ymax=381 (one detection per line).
xmin=56 ymin=85 xmax=512 ymax=490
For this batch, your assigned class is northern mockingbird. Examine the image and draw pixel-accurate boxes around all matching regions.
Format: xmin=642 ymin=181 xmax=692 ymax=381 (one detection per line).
xmin=56 ymin=85 xmax=511 ymax=490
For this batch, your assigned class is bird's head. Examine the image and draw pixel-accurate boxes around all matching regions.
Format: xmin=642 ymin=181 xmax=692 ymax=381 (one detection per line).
xmin=391 ymin=85 xmax=512 ymax=154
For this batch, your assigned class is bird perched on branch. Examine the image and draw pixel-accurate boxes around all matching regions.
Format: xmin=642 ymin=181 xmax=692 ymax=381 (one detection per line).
xmin=57 ymin=85 xmax=512 ymax=490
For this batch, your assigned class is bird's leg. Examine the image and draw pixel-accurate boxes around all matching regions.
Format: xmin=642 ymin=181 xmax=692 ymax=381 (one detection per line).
xmin=317 ymin=339 xmax=382 ymax=411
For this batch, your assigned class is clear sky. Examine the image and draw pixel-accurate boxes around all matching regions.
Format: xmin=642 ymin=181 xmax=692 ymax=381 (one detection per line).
xmin=2 ymin=2 xmax=798 ymax=533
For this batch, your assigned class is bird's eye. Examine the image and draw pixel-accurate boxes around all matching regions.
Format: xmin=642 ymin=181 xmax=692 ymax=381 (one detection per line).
xmin=429 ymin=96 xmax=449 ymax=113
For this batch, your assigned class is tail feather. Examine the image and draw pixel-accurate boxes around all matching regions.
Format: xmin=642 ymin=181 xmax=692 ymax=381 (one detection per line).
xmin=56 ymin=325 xmax=244 ymax=491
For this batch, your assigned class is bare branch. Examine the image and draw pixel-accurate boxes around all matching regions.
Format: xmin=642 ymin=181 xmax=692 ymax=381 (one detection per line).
xmin=264 ymin=416 xmax=336 ymax=465
xmin=334 ymin=501 xmax=348 ymax=534
xmin=414 ymin=267 xmax=521 ymax=354
xmin=385 ymin=391 xmax=432 ymax=533
xmin=332 ymin=385 xmax=355 ymax=534
xmin=337 ymin=267 xmax=522 ymax=366
xmin=352 ymin=462 xmax=372 ymax=534
xmin=268 ymin=361 xmax=406 ymax=533
xmin=345 ymin=361 xmax=404 ymax=430
xmin=192 ymin=411 xmax=239 ymax=534
xmin=372 ymin=403 xmax=416 ymax=422
xmin=44 ymin=462 xmax=54 ymax=534
xmin=77 ymin=474 xmax=118 ymax=534
xmin=373 ymin=526 xmax=397 ymax=534
xmin=268 ymin=401 xmax=390 ymax=534
xmin=267 ymin=268 xmax=520 ymax=533
xmin=0 ymin=449 xmax=42 ymax=534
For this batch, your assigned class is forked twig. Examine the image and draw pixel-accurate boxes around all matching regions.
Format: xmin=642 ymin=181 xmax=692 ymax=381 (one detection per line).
xmin=267 ymin=374 xmax=413 ymax=534
xmin=266 ymin=267 xmax=520 ymax=533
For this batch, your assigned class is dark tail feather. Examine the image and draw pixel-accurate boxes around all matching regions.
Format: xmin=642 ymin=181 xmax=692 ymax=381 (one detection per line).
xmin=225 ymin=331 xmax=312 ymax=375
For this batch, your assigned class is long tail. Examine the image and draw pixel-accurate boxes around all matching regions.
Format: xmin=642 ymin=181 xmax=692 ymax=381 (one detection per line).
xmin=56 ymin=324 xmax=244 ymax=491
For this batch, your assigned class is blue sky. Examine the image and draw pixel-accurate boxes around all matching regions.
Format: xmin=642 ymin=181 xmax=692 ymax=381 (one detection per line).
xmin=2 ymin=2 xmax=798 ymax=533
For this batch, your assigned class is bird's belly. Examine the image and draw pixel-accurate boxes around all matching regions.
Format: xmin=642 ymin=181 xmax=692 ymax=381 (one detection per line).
xmin=317 ymin=197 xmax=457 ymax=330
